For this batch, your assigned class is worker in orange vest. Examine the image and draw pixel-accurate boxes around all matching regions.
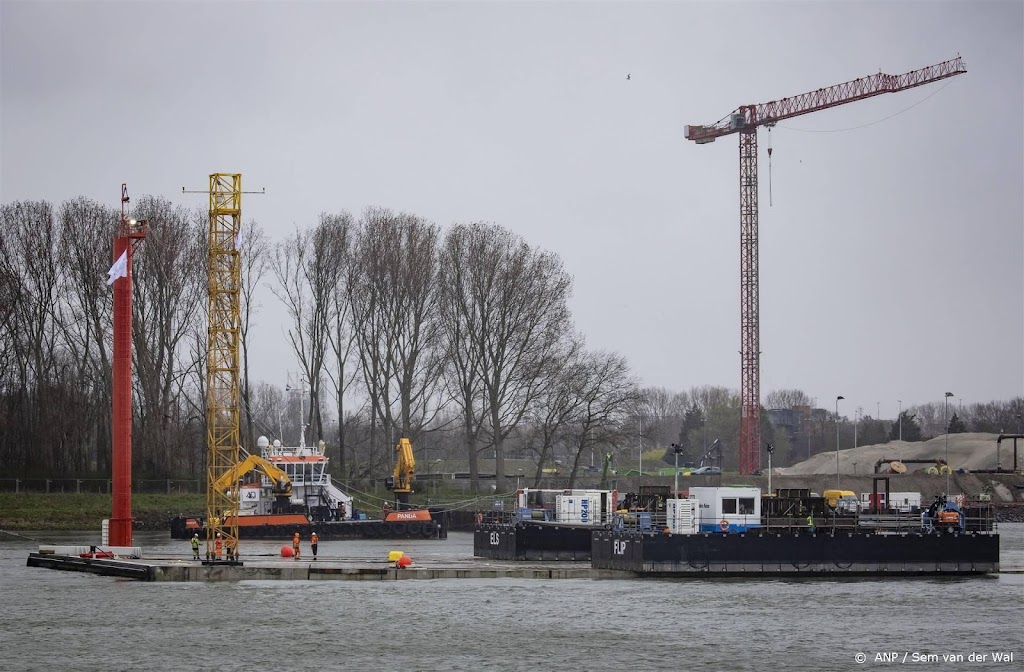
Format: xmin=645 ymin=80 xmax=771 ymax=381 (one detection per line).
xmin=292 ymin=531 xmax=301 ymax=560
xmin=214 ymin=533 xmax=223 ymax=560
xmin=310 ymin=531 xmax=319 ymax=560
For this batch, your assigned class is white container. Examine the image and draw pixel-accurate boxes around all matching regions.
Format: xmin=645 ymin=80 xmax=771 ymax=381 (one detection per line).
xmin=556 ymin=493 xmax=603 ymax=525
xmin=666 ymin=498 xmax=698 ymax=535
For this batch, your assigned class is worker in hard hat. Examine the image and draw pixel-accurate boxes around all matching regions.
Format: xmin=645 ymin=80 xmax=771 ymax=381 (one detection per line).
xmin=292 ymin=531 xmax=301 ymax=560
xmin=310 ymin=531 xmax=319 ymax=561
xmin=190 ymin=533 xmax=200 ymax=560
xmin=214 ymin=533 xmax=223 ymax=560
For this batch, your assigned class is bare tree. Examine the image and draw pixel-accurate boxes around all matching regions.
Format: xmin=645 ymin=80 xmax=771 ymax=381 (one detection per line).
xmin=765 ymin=388 xmax=812 ymax=409
xmin=57 ymin=197 xmax=120 ymax=474
xmin=318 ymin=213 xmax=356 ymax=476
xmin=439 ymin=223 xmax=573 ymax=492
xmin=131 ymin=197 xmax=206 ymax=476
xmin=439 ymin=224 xmax=490 ymax=490
xmin=271 ymin=214 xmax=348 ymax=445
xmin=524 ymin=336 xmax=585 ymax=486
xmin=0 ymin=201 xmax=62 ymax=475
xmin=347 ymin=207 xmax=445 ymax=465
xmin=564 ymin=350 xmax=641 ymax=487
xmin=634 ymin=386 xmax=688 ymax=449
xmin=238 ymin=219 xmax=271 ymax=450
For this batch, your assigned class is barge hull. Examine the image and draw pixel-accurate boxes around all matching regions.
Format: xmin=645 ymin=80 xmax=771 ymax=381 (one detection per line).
xmin=592 ymin=530 xmax=1000 ymax=576
xmin=171 ymin=514 xmax=447 ymax=541
xmin=474 ymin=522 xmax=597 ymax=561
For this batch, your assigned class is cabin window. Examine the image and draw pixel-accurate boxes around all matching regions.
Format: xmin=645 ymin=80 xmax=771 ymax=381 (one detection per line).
xmin=721 ymin=498 xmax=737 ymax=514
xmin=739 ymin=498 xmax=756 ymax=515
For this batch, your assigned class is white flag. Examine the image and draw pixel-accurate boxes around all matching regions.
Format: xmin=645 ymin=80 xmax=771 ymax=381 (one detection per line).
xmin=234 ymin=225 xmax=244 ymax=251
xmin=106 ymin=250 xmax=127 ymax=286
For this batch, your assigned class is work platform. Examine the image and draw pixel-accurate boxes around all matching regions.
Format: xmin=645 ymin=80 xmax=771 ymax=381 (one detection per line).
xmin=26 ymin=552 xmax=627 ymax=582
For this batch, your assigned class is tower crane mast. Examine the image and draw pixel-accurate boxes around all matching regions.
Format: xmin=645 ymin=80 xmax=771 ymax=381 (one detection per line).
xmin=183 ymin=174 xmax=263 ymax=562
xmin=685 ymin=57 xmax=966 ymax=475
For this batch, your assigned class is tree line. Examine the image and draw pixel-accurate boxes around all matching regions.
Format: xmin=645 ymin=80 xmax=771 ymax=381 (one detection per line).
xmin=2 ymin=197 xmax=1020 ymax=490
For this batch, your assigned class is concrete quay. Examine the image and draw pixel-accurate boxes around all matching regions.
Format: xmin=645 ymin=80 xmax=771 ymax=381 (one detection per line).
xmin=27 ymin=552 xmax=630 ymax=582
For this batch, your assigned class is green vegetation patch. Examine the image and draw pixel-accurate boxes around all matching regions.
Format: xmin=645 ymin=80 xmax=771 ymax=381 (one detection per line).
xmin=0 ymin=493 xmax=205 ymax=531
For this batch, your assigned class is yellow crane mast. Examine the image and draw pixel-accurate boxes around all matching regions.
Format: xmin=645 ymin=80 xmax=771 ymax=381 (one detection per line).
xmin=205 ymin=173 xmax=243 ymax=562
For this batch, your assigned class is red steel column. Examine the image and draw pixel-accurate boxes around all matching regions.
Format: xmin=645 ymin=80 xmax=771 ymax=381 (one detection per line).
xmin=738 ymin=117 xmax=761 ymax=476
xmin=109 ymin=235 xmax=133 ymax=546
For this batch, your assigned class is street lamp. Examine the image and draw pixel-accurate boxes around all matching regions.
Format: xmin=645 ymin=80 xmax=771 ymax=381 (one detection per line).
xmin=766 ymin=442 xmax=774 ymax=495
xmin=944 ymin=392 xmax=954 ymax=494
xmin=638 ymin=415 xmax=643 ymax=476
xmin=835 ymin=396 xmax=844 ymax=492
xmin=898 ymin=400 xmax=902 ymax=440
xmin=670 ymin=443 xmax=684 ymax=497
xmin=426 ymin=459 xmax=443 ymax=494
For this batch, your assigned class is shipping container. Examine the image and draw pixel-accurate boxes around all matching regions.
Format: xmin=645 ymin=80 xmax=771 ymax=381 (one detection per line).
xmin=860 ymin=491 xmax=922 ymax=513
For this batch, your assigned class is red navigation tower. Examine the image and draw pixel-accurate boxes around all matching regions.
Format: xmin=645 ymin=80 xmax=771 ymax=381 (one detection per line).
xmin=109 ymin=184 xmax=145 ymax=546
xmin=685 ymin=57 xmax=966 ymax=475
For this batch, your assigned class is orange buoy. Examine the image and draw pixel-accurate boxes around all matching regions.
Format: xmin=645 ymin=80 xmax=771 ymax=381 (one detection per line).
xmin=396 ymin=555 xmax=412 ymax=568
xmin=280 ymin=545 xmax=294 ymax=558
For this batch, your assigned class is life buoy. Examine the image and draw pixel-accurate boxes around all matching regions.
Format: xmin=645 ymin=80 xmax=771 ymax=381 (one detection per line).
xmin=719 ymin=519 xmax=730 ymax=532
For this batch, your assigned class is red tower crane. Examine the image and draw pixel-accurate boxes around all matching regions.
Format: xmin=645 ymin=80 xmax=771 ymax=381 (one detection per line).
xmin=685 ymin=57 xmax=966 ymax=475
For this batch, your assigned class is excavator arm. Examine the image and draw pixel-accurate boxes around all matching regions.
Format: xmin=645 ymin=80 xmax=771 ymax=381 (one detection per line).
xmin=388 ymin=438 xmax=415 ymax=493
xmin=212 ymin=454 xmax=292 ymax=497
xmin=386 ymin=438 xmax=416 ymax=506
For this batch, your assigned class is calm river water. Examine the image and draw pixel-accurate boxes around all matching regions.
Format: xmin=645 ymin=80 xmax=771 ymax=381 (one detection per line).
xmin=3 ymin=526 xmax=1022 ymax=672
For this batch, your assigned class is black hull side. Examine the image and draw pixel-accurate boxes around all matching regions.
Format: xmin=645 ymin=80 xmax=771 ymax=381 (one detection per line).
xmin=474 ymin=522 xmax=597 ymax=561
xmin=171 ymin=514 xmax=447 ymax=541
xmin=591 ymin=530 xmax=1000 ymax=576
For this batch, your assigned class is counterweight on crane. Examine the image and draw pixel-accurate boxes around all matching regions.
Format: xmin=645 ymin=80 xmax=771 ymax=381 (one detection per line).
xmin=685 ymin=57 xmax=966 ymax=475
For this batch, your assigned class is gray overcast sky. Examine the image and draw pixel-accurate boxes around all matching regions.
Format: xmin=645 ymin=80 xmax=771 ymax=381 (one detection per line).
xmin=2 ymin=1 xmax=1022 ymax=417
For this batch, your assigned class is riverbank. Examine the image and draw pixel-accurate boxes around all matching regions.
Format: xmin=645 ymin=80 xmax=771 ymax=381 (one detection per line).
xmin=4 ymin=483 xmax=1024 ymax=531
xmin=0 ymin=493 xmax=204 ymax=531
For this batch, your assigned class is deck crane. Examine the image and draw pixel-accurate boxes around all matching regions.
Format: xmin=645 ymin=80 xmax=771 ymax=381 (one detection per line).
xmin=684 ymin=57 xmax=966 ymax=475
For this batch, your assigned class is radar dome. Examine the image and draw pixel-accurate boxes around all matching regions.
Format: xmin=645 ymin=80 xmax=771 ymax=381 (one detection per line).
xmin=257 ymin=436 xmax=270 ymax=449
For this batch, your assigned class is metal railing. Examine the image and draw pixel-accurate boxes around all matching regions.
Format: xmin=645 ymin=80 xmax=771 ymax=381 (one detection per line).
xmin=0 ymin=478 xmax=202 ymax=494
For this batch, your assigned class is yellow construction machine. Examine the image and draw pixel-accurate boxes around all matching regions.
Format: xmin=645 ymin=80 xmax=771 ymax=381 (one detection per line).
xmin=385 ymin=438 xmax=416 ymax=508
xmin=212 ymin=453 xmax=293 ymax=504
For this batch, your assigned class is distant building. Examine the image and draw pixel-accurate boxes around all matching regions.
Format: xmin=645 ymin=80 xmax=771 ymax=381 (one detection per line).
xmin=766 ymin=408 xmax=801 ymax=434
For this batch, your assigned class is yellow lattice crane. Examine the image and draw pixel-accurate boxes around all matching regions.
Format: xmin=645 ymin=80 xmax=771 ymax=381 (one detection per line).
xmin=205 ymin=173 xmax=243 ymax=562
xmin=184 ymin=174 xmax=263 ymax=562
